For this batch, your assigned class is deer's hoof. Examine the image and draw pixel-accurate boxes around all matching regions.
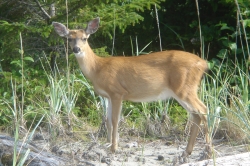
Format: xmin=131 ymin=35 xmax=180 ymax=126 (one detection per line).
xmin=111 ymin=143 xmax=118 ymax=153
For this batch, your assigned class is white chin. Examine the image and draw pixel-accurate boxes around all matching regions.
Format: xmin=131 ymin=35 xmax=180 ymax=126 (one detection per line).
xmin=74 ymin=52 xmax=85 ymax=57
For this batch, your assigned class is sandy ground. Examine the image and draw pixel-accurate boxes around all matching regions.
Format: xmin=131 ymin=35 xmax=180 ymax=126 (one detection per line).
xmin=32 ymin=133 xmax=250 ymax=166
xmin=181 ymin=152 xmax=250 ymax=166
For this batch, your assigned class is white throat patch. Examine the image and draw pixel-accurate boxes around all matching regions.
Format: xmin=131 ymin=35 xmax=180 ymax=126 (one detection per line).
xmin=74 ymin=51 xmax=85 ymax=58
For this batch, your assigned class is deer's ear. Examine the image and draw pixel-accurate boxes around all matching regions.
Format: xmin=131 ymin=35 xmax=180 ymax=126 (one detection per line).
xmin=52 ymin=22 xmax=69 ymax=37
xmin=85 ymin=17 xmax=100 ymax=35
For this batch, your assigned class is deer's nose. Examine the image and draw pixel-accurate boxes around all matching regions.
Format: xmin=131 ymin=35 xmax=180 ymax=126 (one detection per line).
xmin=73 ymin=47 xmax=80 ymax=53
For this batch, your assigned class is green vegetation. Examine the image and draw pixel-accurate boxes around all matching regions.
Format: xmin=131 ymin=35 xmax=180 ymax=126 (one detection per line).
xmin=0 ymin=1 xmax=249 ymax=163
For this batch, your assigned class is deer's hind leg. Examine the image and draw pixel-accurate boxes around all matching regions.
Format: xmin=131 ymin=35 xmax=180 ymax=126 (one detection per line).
xmin=177 ymin=94 xmax=211 ymax=159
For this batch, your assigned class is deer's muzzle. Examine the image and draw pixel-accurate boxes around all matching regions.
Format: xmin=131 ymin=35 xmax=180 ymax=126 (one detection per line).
xmin=73 ymin=47 xmax=81 ymax=54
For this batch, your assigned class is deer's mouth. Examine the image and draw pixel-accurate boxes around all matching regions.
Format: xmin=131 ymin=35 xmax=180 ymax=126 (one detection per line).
xmin=74 ymin=51 xmax=85 ymax=58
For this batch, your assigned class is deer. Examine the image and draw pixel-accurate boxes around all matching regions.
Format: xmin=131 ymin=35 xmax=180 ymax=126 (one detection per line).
xmin=52 ymin=17 xmax=212 ymax=160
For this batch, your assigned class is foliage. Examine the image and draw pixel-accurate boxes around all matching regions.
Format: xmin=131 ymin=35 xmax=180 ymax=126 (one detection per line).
xmin=0 ymin=0 xmax=163 ymax=126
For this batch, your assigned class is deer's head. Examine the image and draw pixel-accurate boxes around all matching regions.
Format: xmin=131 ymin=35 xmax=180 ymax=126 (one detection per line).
xmin=52 ymin=18 xmax=100 ymax=57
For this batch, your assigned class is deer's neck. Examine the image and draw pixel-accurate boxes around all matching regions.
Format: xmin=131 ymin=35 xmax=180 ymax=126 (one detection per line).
xmin=75 ymin=44 xmax=101 ymax=80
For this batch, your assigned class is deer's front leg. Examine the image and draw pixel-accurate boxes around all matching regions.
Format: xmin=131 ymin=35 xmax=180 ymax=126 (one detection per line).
xmin=106 ymin=99 xmax=112 ymax=143
xmin=110 ymin=97 xmax=122 ymax=152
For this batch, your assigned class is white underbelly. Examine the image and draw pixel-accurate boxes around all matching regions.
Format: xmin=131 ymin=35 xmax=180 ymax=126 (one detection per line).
xmin=95 ymin=86 xmax=174 ymax=103
xmin=127 ymin=88 xmax=174 ymax=102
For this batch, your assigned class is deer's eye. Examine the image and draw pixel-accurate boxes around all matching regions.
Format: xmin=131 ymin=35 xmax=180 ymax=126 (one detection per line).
xmin=82 ymin=38 xmax=87 ymax=42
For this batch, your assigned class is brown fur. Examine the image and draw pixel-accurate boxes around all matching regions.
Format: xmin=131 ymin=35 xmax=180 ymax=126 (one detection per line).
xmin=53 ymin=18 xmax=212 ymax=159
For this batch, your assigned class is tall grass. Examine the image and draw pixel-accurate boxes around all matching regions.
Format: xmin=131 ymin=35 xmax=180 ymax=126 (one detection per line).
xmin=6 ymin=33 xmax=44 ymax=166
xmin=202 ymin=61 xmax=250 ymax=142
xmin=198 ymin=0 xmax=250 ymax=147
